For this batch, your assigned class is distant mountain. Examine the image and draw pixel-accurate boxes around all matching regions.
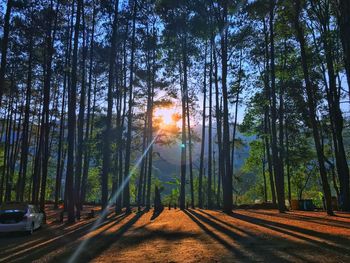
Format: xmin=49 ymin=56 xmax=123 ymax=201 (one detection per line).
xmin=151 ymin=124 xmax=254 ymax=194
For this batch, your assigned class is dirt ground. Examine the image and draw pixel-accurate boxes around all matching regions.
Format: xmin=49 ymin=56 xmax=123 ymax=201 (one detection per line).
xmin=1 ymin=206 xmax=350 ymax=263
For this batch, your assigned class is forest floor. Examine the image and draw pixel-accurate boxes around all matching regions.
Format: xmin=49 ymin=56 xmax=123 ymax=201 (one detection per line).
xmin=0 ymin=205 xmax=350 ymax=263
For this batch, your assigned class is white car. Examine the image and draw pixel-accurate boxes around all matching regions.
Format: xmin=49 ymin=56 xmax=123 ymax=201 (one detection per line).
xmin=0 ymin=203 xmax=45 ymax=235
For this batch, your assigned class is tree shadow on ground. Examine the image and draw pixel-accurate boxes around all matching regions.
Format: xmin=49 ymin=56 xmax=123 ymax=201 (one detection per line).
xmin=0 ymin=212 xmax=128 ymax=263
xmin=185 ymin=209 xmax=350 ymax=262
xmin=150 ymin=206 xmax=164 ymax=221
xmin=333 ymin=213 xmax=350 ymax=219
xmin=116 ymin=227 xmax=200 ymax=248
xmin=57 ymin=211 xmax=144 ymax=263
xmin=229 ymin=211 xmax=350 ymax=254
xmin=183 ymin=210 xmax=273 ymax=262
xmin=249 ymin=210 xmax=350 ymax=229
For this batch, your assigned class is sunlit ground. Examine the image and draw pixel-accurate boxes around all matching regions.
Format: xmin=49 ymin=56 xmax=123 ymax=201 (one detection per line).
xmin=1 ymin=206 xmax=350 ymax=263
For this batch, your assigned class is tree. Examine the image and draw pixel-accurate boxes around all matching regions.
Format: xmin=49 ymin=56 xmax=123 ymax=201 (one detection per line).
xmin=0 ymin=0 xmax=13 ymax=105
xmin=292 ymin=0 xmax=333 ymax=215
xmin=269 ymin=0 xmax=286 ymax=212
xmin=309 ymin=0 xmax=350 ymax=211
xmin=216 ymin=0 xmax=233 ymax=214
xmin=101 ymin=0 xmax=119 ymax=210
xmin=123 ymin=0 xmax=137 ymax=213
xmin=336 ymin=0 xmax=350 ymax=94
xmin=198 ymin=42 xmax=207 ymax=209
xmin=66 ymin=0 xmax=83 ymax=223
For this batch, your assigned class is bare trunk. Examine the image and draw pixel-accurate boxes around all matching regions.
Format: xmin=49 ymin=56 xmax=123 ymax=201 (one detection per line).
xmin=123 ymin=1 xmax=136 ymax=213
xmin=263 ymin=17 xmax=276 ymax=205
xmin=198 ymin=43 xmax=208 ymax=209
xmin=213 ymin=42 xmax=222 ymax=209
xmin=269 ymin=0 xmax=286 ymax=212
xmin=75 ymin=1 xmax=87 ymax=216
xmin=337 ymin=0 xmax=350 ymax=97
xmin=180 ymin=36 xmax=188 ymax=210
xmin=293 ymin=0 xmax=333 ymax=215
xmin=221 ymin=3 xmax=232 ymax=213
xmin=17 ymin=33 xmax=33 ymax=202
xmin=66 ymin=0 xmax=83 ymax=222
xmin=0 ymin=0 xmax=13 ymax=104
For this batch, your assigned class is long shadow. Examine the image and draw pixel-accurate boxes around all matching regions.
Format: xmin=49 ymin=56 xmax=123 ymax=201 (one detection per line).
xmin=119 ymin=227 xmax=200 ymax=248
xmin=56 ymin=211 xmax=144 ymax=263
xmin=151 ymin=207 xmax=164 ymax=221
xmin=198 ymin=210 xmax=255 ymax=237
xmin=188 ymin=210 xmax=299 ymax=262
xmin=183 ymin=210 xmax=269 ymax=262
xmin=0 ymin=211 xmax=106 ymax=241
xmin=230 ymin=212 xmax=350 ymax=255
xmin=0 ymin=219 xmax=96 ymax=255
xmin=250 ymin=210 xmax=350 ymax=229
xmin=0 ymin=212 xmax=128 ymax=262
xmin=199 ymin=210 xmax=350 ymax=261
xmin=333 ymin=213 xmax=350 ymax=219
xmin=1 ymin=216 xmax=120 ymax=261
xmin=188 ymin=210 xmax=247 ymax=240
xmin=189 ymin=210 xmax=344 ymax=262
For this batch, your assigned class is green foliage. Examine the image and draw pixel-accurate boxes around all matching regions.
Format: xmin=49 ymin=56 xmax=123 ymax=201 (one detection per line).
xmin=163 ymin=175 xmax=180 ymax=205
xmin=85 ymin=167 xmax=101 ymax=203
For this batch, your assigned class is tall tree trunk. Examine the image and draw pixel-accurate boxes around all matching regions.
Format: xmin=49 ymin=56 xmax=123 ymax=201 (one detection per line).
xmin=66 ymin=0 xmax=83 ymax=223
xmin=269 ymin=0 xmax=286 ymax=212
xmin=146 ymin=30 xmax=156 ymax=209
xmin=75 ymin=1 xmax=87 ymax=216
xmin=55 ymin=3 xmax=74 ymax=209
xmin=124 ymin=0 xmax=136 ymax=213
xmin=186 ymin=93 xmax=195 ymax=209
xmin=220 ymin=2 xmax=232 ymax=214
xmin=102 ymin=0 xmax=119 ymax=209
xmin=262 ymin=146 xmax=268 ymax=203
xmin=285 ymin=124 xmax=291 ymax=206
xmin=4 ymin=81 xmax=15 ymax=202
xmin=315 ymin=5 xmax=350 ymax=211
xmin=180 ymin=35 xmax=188 ymax=210
xmin=81 ymin=4 xmax=97 ymax=208
xmin=116 ymin=34 xmax=128 ymax=214
xmin=11 ymin=99 xmax=24 ymax=195
xmin=114 ymin=68 xmax=123 ymax=213
xmin=140 ymin=25 xmax=153 ymax=210
xmin=40 ymin=0 xmax=59 ymax=212
xmin=142 ymin=152 xmax=148 ymax=206
xmin=230 ymin=52 xmax=242 ymax=190
xmin=337 ymin=0 xmax=350 ymax=96
xmin=137 ymin=117 xmax=148 ymax=209
xmin=208 ymin=41 xmax=213 ymax=209
xmin=6 ymin=102 xmax=17 ymax=202
xmin=198 ymin=43 xmax=208 ymax=209
xmin=145 ymin=115 xmax=153 ymax=211
xmin=54 ymin=56 xmax=68 ymax=209
xmin=32 ymin=93 xmax=43 ymax=204
xmin=213 ymin=41 xmax=223 ymax=209
xmin=1 ymin=100 xmax=12 ymax=203
xmin=17 ymin=32 xmax=33 ymax=202
xmin=263 ymin=17 xmax=276 ymax=205
xmin=0 ymin=0 xmax=13 ymax=105
xmin=293 ymin=0 xmax=333 ymax=215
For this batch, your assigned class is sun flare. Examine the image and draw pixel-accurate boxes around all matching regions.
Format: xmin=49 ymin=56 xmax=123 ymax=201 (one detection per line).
xmin=154 ymin=107 xmax=179 ymax=126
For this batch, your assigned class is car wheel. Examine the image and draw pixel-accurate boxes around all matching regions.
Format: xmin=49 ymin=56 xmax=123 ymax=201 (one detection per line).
xmin=27 ymin=223 xmax=34 ymax=235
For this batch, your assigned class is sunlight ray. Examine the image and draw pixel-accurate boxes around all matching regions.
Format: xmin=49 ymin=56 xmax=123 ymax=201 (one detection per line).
xmin=67 ymin=130 xmax=161 ymax=263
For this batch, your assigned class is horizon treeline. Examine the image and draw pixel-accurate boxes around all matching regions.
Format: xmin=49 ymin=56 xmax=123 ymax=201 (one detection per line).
xmin=0 ymin=0 xmax=349 ymax=222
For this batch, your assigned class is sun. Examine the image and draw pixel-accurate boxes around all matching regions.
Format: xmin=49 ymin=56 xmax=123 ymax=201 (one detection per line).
xmin=154 ymin=107 xmax=179 ymax=126
xmin=154 ymin=107 xmax=175 ymax=125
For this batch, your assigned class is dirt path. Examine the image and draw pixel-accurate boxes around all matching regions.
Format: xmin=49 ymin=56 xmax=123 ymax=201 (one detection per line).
xmin=1 ymin=208 xmax=350 ymax=262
